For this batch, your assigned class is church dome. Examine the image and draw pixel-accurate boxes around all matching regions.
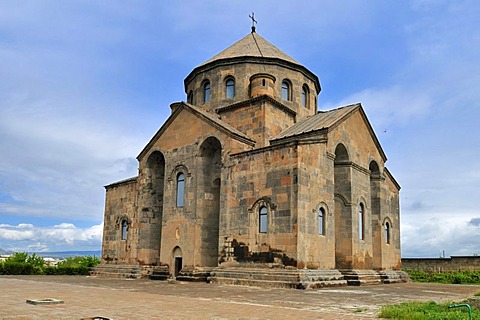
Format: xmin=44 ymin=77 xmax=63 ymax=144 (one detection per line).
xmin=184 ymin=30 xmax=321 ymax=118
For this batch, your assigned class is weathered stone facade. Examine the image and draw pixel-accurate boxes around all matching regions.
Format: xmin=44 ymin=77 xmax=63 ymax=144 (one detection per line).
xmin=98 ymin=29 xmax=406 ymax=287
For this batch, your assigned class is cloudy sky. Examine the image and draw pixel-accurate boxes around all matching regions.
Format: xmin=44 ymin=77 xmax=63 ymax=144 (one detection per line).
xmin=0 ymin=1 xmax=479 ymax=257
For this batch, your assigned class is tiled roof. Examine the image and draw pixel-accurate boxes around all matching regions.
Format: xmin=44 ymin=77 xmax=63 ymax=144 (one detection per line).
xmin=200 ymin=32 xmax=299 ymax=66
xmin=105 ymin=176 xmax=137 ymax=188
xmin=273 ymin=104 xmax=360 ymax=140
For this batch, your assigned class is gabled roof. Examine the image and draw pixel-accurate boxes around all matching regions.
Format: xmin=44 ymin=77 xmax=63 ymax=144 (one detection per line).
xmin=105 ymin=177 xmax=137 ymax=189
xmin=274 ymin=104 xmax=359 ymax=140
xmin=200 ymin=31 xmax=299 ymax=66
xmin=272 ymin=103 xmax=387 ymax=161
xmin=137 ymin=102 xmax=255 ymax=160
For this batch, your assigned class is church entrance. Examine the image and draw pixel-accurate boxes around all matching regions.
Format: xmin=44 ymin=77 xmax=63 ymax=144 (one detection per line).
xmin=173 ymin=246 xmax=182 ymax=277
xmin=174 ymin=257 xmax=182 ymax=276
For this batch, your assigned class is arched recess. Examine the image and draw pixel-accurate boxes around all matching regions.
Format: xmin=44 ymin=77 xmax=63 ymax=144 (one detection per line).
xmin=334 ymin=143 xmax=353 ymax=269
xmin=115 ymin=215 xmax=131 ymax=241
xmin=138 ymin=150 xmax=166 ymax=265
xmin=249 ymin=196 xmax=277 ymax=235
xmin=370 ymin=160 xmax=383 ymax=269
xmin=198 ymin=136 xmax=222 ymax=266
xmin=172 ymin=246 xmax=183 ymax=277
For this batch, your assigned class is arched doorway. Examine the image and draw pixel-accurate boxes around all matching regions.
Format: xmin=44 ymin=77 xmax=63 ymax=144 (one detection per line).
xmin=173 ymin=246 xmax=183 ymax=277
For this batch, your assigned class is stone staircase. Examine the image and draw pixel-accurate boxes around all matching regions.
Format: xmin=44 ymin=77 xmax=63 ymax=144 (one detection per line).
xmin=89 ymin=264 xmax=143 ymax=279
xmin=209 ymin=266 xmax=347 ymax=289
xmin=176 ymin=267 xmax=214 ymax=282
xmin=149 ymin=266 xmax=170 ymax=281
xmin=339 ymin=269 xmax=383 ymax=286
xmin=378 ymin=270 xmax=410 ymax=284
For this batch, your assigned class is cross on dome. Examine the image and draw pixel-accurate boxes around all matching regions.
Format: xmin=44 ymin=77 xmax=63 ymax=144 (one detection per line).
xmin=249 ymin=12 xmax=257 ymax=33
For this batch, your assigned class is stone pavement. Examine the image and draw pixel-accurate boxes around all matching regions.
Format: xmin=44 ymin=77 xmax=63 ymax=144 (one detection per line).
xmin=1 ymin=275 xmax=479 ymax=319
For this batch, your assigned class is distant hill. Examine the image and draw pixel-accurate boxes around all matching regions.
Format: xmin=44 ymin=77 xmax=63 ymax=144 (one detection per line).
xmin=0 ymin=249 xmax=101 ymax=258
xmin=0 ymin=248 xmax=12 ymax=255
xmin=32 ymin=250 xmax=101 ymax=259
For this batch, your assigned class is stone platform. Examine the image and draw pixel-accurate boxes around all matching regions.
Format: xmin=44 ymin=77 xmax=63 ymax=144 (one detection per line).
xmin=1 ymin=275 xmax=478 ymax=319
xmin=92 ymin=264 xmax=409 ymax=289
xmin=90 ymin=264 xmax=154 ymax=279
xmin=209 ymin=267 xmax=347 ymax=289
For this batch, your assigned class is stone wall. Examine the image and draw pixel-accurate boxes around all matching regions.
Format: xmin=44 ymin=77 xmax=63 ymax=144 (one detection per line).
xmin=185 ymin=60 xmax=318 ymax=120
xmin=402 ymin=256 xmax=480 ymax=272
xmin=221 ymin=143 xmax=300 ymax=266
xmin=102 ymin=178 xmax=138 ymax=264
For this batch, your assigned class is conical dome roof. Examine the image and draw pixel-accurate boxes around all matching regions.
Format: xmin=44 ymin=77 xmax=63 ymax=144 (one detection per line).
xmin=200 ymin=31 xmax=299 ymax=66
xmin=184 ymin=30 xmax=321 ymax=96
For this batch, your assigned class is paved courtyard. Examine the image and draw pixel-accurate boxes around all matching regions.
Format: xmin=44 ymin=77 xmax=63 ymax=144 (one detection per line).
xmin=0 ymin=275 xmax=479 ymax=319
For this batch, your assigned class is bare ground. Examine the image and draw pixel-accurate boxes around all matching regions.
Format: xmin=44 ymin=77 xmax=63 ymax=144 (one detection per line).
xmin=1 ymin=275 xmax=479 ymax=319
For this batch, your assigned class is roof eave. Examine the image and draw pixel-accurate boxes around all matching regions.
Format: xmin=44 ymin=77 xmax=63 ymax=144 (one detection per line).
xmin=137 ymin=101 xmax=256 ymax=161
xmin=184 ymin=56 xmax=321 ymax=94
xmin=270 ymin=128 xmax=329 ymax=146
xmin=384 ymin=167 xmax=401 ymax=191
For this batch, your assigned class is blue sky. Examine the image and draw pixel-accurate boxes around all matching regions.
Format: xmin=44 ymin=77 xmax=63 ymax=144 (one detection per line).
xmin=0 ymin=1 xmax=479 ymax=257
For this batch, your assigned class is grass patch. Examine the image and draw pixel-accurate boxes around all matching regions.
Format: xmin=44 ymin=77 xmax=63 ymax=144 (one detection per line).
xmin=379 ymin=301 xmax=479 ymax=319
xmin=475 ymin=292 xmax=480 ymax=297
xmin=405 ymin=269 xmax=480 ymax=284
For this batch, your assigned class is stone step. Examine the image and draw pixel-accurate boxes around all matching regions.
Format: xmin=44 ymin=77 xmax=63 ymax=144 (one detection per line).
xmin=150 ymin=266 xmax=169 ymax=281
xmin=339 ymin=269 xmax=383 ymax=286
xmin=210 ymin=267 xmax=347 ymax=289
xmin=90 ymin=265 xmax=142 ymax=279
xmin=378 ymin=270 xmax=410 ymax=284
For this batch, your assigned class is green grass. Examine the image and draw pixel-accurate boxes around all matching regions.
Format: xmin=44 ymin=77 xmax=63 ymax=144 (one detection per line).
xmin=475 ymin=292 xmax=480 ymax=297
xmin=379 ymin=301 xmax=480 ymax=319
xmin=405 ymin=269 xmax=480 ymax=285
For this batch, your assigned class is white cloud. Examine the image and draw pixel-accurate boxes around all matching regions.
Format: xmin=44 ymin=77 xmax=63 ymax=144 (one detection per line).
xmin=0 ymin=223 xmax=103 ymax=252
xmin=325 ymin=85 xmax=433 ymax=129
xmin=402 ymin=215 xmax=480 ymax=257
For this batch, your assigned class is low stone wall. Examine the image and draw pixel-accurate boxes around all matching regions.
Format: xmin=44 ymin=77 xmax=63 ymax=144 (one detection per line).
xmin=402 ymin=256 xmax=480 ymax=272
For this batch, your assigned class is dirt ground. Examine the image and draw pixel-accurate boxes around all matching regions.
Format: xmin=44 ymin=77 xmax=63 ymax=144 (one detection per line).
xmin=1 ymin=275 xmax=479 ymax=319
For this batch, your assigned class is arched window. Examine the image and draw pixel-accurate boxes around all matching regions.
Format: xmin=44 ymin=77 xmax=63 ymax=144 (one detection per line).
xmin=259 ymin=206 xmax=268 ymax=233
xmin=281 ymin=80 xmax=291 ymax=101
xmin=302 ymin=84 xmax=309 ymax=108
xmin=359 ymin=203 xmax=365 ymax=240
xmin=262 ymin=79 xmax=266 ymax=86
xmin=385 ymin=221 xmax=391 ymax=244
xmin=203 ymin=81 xmax=210 ymax=103
xmin=121 ymin=219 xmax=128 ymax=240
xmin=226 ymin=78 xmax=235 ymax=99
xmin=176 ymin=173 xmax=185 ymax=207
xmin=318 ymin=207 xmax=325 ymax=235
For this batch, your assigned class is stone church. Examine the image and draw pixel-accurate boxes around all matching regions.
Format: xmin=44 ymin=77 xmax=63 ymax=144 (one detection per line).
xmin=95 ymin=26 xmax=407 ymax=288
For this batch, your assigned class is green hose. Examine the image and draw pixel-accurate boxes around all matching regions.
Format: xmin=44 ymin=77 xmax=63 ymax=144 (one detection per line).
xmin=449 ymin=303 xmax=472 ymax=320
